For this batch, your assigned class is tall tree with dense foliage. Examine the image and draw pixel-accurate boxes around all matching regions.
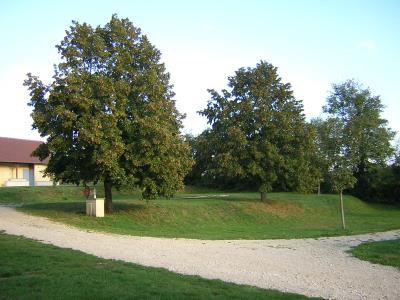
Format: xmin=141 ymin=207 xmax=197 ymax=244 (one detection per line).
xmin=323 ymin=80 xmax=395 ymax=201
xmin=24 ymin=15 xmax=192 ymax=213
xmin=199 ymin=61 xmax=317 ymax=201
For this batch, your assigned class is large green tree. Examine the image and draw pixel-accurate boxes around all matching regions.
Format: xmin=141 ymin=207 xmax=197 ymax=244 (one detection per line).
xmin=24 ymin=15 xmax=192 ymax=213
xmin=324 ymin=80 xmax=394 ymax=170
xmin=323 ymin=80 xmax=395 ymax=200
xmin=199 ymin=61 xmax=317 ymax=201
xmin=316 ymin=80 xmax=395 ymax=225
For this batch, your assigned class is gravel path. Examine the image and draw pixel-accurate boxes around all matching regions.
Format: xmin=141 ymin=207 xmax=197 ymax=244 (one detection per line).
xmin=0 ymin=206 xmax=399 ymax=300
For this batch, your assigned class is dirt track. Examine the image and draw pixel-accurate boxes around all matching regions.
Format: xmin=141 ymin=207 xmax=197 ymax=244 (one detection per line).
xmin=0 ymin=206 xmax=399 ymax=299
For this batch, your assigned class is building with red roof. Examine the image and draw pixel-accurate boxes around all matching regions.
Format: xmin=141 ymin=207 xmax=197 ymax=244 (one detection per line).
xmin=0 ymin=137 xmax=53 ymax=187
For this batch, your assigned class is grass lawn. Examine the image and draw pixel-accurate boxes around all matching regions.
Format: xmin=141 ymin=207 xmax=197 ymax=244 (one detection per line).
xmin=350 ymin=239 xmax=400 ymax=269
xmin=1 ymin=186 xmax=400 ymax=239
xmin=0 ymin=233 xmax=310 ymax=299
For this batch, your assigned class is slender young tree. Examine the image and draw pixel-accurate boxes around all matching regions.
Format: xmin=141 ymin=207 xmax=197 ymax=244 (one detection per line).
xmin=311 ymin=116 xmax=358 ymax=228
xmin=330 ymin=160 xmax=357 ymax=230
xmin=200 ymin=61 xmax=316 ymax=201
xmin=24 ymin=15 xmax=193 ymax=213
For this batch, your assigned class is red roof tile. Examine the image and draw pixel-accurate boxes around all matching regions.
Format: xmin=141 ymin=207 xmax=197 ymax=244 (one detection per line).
xmin=0 ymin=137 xmax=49 ymax=164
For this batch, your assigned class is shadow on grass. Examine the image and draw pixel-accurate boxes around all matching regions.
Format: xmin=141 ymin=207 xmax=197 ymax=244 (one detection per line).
xmin=22 ymin=201 xmax=148 ymax=215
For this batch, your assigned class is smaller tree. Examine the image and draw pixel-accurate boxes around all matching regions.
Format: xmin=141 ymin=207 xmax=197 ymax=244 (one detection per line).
xmin=323 ymin=80 xmax=395 ymax=201
xmin=321 ymin=79 xmax=396 ymax=224
xmin=330 ymin=160 xmax=356 ymax=230
xmin=312 ymin=117 xmax=356 ymax=229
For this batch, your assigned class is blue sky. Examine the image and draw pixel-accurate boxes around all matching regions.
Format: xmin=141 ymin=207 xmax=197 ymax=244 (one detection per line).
xmin=1 ymin=0 xmax=399 ymax=140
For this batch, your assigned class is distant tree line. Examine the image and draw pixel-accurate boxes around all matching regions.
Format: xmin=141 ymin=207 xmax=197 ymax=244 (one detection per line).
xmin=185 ymin=62 xmax=399 ymax=205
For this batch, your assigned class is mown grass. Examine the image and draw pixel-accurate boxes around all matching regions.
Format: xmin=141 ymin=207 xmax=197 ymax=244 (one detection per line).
xmin=350 ymin=239 xmax=400 ymax=269
xmin=1 ymin=186 xmax=399 ymax=239
xmin=0 ymin=233 xmax=310 ymax=299
xmin=0 ymin=185 xmax=142 ymax=205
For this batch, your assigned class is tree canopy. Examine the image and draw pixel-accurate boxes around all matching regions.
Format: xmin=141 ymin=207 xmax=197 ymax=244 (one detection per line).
xmin=199 ymin=61 xmax=317 ymax=200
xmin=323 ymin=80 xmax=395 ymax=200
xmin=323 ymin=80 xmax=394 ymax=170
xmin=24 ymin=15 xmax=193 ymax=212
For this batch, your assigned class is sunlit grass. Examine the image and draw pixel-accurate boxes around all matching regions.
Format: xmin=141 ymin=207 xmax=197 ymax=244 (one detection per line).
xmin=0 ymin=233 xmax=310 ymax=299
xmin=1 ymin=186 xmax=398 ymax=239
xmin=350 ymin=239 xmax=400 ymax=268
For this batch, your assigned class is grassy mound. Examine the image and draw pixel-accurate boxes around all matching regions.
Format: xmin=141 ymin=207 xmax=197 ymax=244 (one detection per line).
xmin=1 ymin=186 xmax=399 ymax=239
xmin=0 ymin=185 xmax=141 ymax=205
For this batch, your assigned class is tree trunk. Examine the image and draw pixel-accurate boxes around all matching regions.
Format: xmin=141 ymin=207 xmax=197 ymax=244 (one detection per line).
xmin=318 ymin=182 xmax=321 ymax=196
xmin=261 ymin=191 xmax=267 ymax=202
xmin=104 ymin=177 xmax=113 ymax=213
xmin=340 ymin=190 xmax=346 ymax=230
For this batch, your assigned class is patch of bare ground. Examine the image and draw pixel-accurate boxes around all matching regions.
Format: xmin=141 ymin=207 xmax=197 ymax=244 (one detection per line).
xmin=245 ymin=200 xmax=304 ymax=217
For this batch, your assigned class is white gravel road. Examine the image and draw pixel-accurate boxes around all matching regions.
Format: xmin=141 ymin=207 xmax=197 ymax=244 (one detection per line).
xmin=0 ymin=206 xmax=399 ymax=299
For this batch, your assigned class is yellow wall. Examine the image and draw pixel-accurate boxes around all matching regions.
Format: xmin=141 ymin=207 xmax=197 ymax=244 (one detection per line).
xmin=0 ymin=163 xmax=30 ymax=186
xmin=17 ymin=166 xmax=29 ymax=179
xmin=0 ymin=163 xmax=52 ymax=186
xmin=0 ymin=163 xmax=14 ymax=186
xmin=34 ymin=164 xmax=52 ymax=183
